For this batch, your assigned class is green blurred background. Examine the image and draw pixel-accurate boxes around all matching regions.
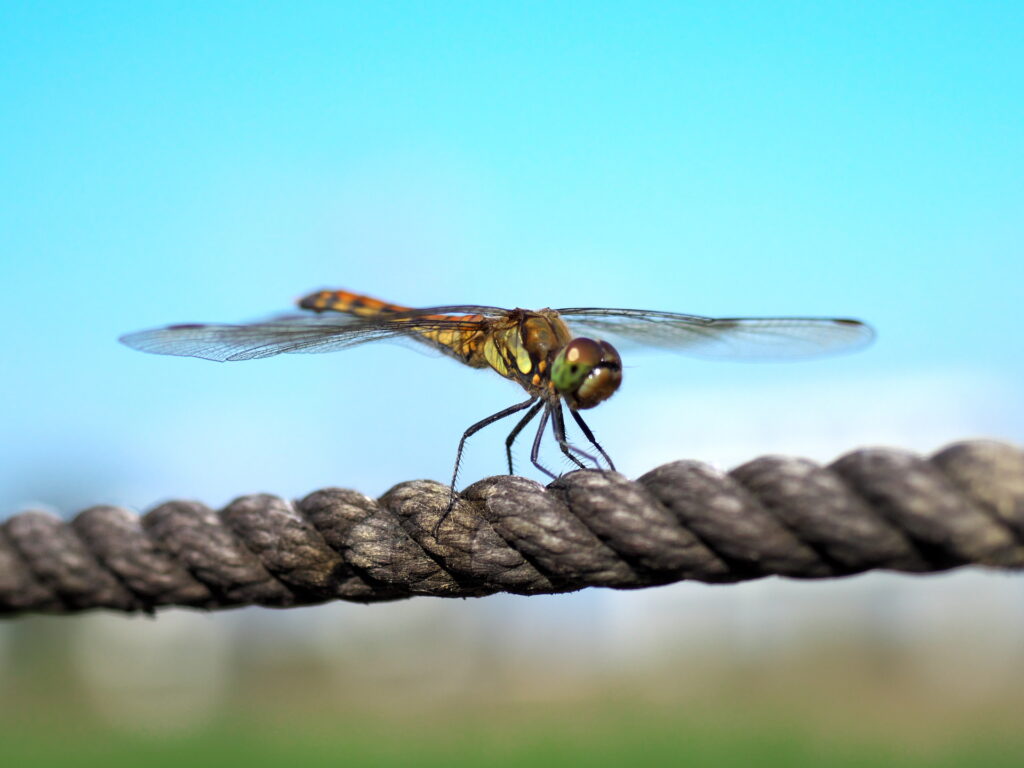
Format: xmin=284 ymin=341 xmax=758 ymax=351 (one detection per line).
xmin=2 ymin=2 xmax=1023 ymax=765
xmin=4 ymin=582 xmax=1024 ymax=767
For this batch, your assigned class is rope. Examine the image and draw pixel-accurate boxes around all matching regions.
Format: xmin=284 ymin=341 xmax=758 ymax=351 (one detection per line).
xmin=1 ymin=439 xmax=1022 ymax=616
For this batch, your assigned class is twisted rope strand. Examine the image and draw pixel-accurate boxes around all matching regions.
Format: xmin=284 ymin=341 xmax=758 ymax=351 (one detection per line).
xmin=1 ymin=440 xmax=1021 ymax=616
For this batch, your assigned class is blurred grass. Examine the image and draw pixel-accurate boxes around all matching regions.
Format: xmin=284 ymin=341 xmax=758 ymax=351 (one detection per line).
xmin=4 ymin=660 xmax=1023 ymax=767
xmin=2 ymin=704 xmax=1022 ymax=768
xmin=3 ymin=612 xmax=1023 ymax=767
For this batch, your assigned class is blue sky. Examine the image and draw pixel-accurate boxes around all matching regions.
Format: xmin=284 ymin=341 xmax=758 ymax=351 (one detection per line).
xmin=2 ymin=2 xmax=1022 ymax=514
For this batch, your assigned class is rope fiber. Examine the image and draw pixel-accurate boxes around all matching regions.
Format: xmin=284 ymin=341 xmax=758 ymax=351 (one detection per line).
xmin=1 ymin=440 xmax=1022 ymax=616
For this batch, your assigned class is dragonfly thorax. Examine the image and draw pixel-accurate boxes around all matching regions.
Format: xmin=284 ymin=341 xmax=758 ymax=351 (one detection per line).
xmin=551 ymin=337 xmax=623 ymax=410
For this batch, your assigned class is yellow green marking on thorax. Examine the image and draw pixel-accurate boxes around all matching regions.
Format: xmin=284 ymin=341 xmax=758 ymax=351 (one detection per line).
xmin=483 ymin=325 xmax=533 ymax=378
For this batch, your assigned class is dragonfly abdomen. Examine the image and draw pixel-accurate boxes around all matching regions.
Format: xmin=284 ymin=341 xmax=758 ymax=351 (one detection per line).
xmin=299 ymin=289 xmax=409 ymax=318
xmin=299 ymin=288 xmax=491 ymax=368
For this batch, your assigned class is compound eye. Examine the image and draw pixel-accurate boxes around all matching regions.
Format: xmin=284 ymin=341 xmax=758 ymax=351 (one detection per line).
xmin=552 ymin=338 xmax=603 ymax=394
xmin=574 ymin=365 xmax=620 ymax=408
xmin=564 ymin=338 xmax=604 ymax=370
xmin=574 ymin=341 xmax=623 ymax=409
xmin=551 ymin=338 xmax=623 ymax=409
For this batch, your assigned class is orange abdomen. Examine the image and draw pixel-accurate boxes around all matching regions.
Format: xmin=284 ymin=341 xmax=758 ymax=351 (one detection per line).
xmin=298 ymin=289 xmax=410 ymax=318
xmin=297 ymin=288 xmax=492 ymax=370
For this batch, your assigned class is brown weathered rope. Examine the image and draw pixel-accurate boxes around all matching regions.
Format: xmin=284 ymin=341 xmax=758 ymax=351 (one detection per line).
xmin=1 ymin=440 xmax=1022 ymax=616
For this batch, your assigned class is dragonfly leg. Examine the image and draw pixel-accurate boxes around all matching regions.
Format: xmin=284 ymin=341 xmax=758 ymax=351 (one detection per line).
xmin=504 ymin=399 xmax=545 ymax=475
xmin=550 ymin=402 xmax=597 ymax=470
xmin=568 ymin=409 xmax=616 ymax=471
xmin=442 ymin=397 xmax=539 ymax=532
xmin=529 ymin=407 xmax=558 ymax=480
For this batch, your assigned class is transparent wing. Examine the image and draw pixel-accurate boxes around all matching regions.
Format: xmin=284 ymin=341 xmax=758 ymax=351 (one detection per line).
xmin=556 ymin=308 xmax=875 ymax=361
xmin=119 ymin=306 xmax=506 ymax=362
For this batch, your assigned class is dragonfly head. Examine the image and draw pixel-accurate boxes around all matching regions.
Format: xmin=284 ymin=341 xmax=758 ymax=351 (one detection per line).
xmin=551 ymin=338 xmax=623 ymax=409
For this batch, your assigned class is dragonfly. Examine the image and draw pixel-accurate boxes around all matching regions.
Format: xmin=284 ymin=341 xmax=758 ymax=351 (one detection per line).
xmin=120 ymin=289 xmax=874 ymax=493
